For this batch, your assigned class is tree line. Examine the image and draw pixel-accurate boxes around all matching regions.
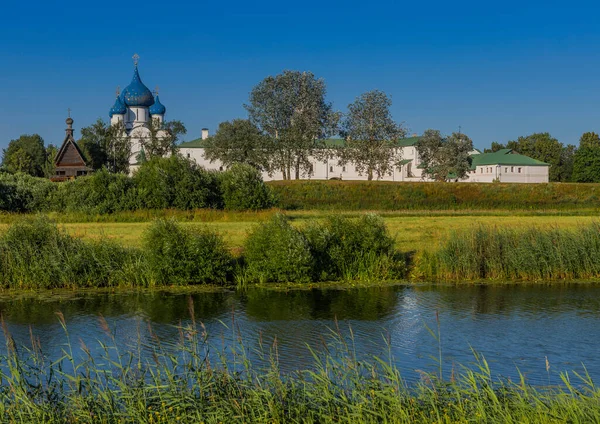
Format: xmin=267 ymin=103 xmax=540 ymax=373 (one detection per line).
xmin=3 ymin=69 xmax=600 ymax=182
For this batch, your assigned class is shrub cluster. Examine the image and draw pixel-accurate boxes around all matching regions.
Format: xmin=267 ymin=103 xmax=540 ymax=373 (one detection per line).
xmin=0 ymin=156 xmax=275 ymax=214
xmin=143 ymin=219 xmax=233 ymax=285
xmin=0 ymin=217 xmax=234 ymax=289
xmin=417 ymin=223 xmax=600 ymax=281
xmin=0 ymin=214 xmax=405 ymax=288
xmin=243 ymin=214 xmax=405 ymax=283
xmin=0 ymin=216 xmax=136 ymax=288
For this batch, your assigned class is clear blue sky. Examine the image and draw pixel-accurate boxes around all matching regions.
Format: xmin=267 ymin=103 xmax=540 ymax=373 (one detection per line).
xmin=1 ymin=0 xmax=599 ymax=151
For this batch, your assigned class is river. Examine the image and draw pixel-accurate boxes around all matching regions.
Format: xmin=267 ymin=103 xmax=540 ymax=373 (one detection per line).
xmin=0 ymin=283 xmax=598 ymax=386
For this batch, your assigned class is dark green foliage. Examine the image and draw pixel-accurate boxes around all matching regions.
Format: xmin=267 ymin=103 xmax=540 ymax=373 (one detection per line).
xmin=49 ymin=168 xmax=138 ymax=213
xmin=0 ymin=172 xmax=56 ymax=212
xmin=78 ymin=119 xmax=131 ymax=173
xmin=573 ymin=132 xmax=600 ymax=182
xmin=243 ymin=214 xmax=314 ymax=283
xmin=143 ymin=219 xmax=233 ymax=285
xmin=134 ymin=156 xmax=222 ymax=210
xmin=269 ymin=180 xmax=600 ymax=210
xmin=417 ymin=129 xmax=474 ymax=181
xmin=2 ymin=134 xmax=48 ymax=177
xmin=572 ymin=147 xmax=600 ymax=182
xmin=204 ymin=119 xmax=271 ymax=171
xmin=418 ymin=223 xmax=600 ymax=281
xmin=220 ymin=163 xmax=275 ymax=211
xmin=0 ymin=216 xmax=137 ymax=289
xmin=304 ymin=214 xmax=404 ymax=280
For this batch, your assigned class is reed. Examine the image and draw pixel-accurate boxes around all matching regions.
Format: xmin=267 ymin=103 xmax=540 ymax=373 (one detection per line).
xmin=0 ymin=314 xmax=598 ymax=423
xmin=417 ymin=222 xmax=600 ymax=281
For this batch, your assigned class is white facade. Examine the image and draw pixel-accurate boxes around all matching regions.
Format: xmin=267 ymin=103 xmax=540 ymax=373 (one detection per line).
xmin=179 ymin=139 xmax=549 ymax=184
xmin=467 ymin=164 xmax=549 ymax=183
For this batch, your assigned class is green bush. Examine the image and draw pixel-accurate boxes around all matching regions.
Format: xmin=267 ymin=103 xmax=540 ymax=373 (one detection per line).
xmin=134 ymin=156 xmax=222 ymax=210
xmin=220 ymin=163 xmax=275 ymax=211
xmin=143 ymin=219 xmax=233 ymax=285
xmin=304 ymin=214 xmax=404 ymax=280
xmin=48 ymin=168 xmax=138 ymax=213
xmin=0 ymin=172 xmax=56 ymax=212
xmin=243 ymin=214 xmax=314 ymax=283
xmin=0 ymin=216 xmax=136 ymax=288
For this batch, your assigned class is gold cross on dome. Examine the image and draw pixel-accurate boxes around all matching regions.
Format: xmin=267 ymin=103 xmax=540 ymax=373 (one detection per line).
xmin=154 ymin=85 xmax=160 ymax=95
xmin=116 ymin=85 xmax=120 ymax=97
xmin=132 ymin=53 xmax=140 ymax=66
xmin=67 ymin=108 xmax=71 ymax=118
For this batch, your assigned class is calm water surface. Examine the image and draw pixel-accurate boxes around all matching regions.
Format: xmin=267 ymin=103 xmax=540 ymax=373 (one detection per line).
xmin=1 ymin=283 xmax=599 ymax=385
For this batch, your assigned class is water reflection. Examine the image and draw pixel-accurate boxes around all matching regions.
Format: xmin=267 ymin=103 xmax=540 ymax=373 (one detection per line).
xmin=0 ymin=283 xmax=599 ymax=386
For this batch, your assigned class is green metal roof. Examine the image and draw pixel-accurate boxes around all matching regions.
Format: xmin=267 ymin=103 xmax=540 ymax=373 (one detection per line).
xmin=398 ymin=159 xmax=412 ymax=165
xmin=178 ymin=138 xmax=210 ymax=148
xmin=396 ymin=136 xmax=421 ymax=147
xmin=470 ymin=149 xmax=549 ymax=169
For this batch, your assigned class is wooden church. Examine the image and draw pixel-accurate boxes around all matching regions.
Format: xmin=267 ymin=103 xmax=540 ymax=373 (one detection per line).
xmin=51 ymin=116 xmax=91 ymax=181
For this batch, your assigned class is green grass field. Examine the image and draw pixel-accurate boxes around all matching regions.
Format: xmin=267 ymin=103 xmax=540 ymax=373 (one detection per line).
xmin=6 ymin=211 xmax=593 ymax=256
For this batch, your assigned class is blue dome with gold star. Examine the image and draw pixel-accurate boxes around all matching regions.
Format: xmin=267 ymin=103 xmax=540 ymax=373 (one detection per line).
xmin=149 ymin=95 xmax=166 ymax=115
xmin=121 ymin=66 xmax=155 ymax=107
xmin=109 ymin=96 xmax=127 ymax=117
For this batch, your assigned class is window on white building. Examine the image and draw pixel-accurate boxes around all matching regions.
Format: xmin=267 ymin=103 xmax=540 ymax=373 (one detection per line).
xmin=511 ymin=167 xmax=514 ymax=172
xmin=518 ymin=168 xmax=522 ymax=173
xmin=187 ymin=153 xmax=190 ymax=158
xmin=342 ymin=166 xmax=346 ymax=172
xmin=330 ymin=166 xmax=334 ymax=172
xmin=505 ymin=167 xmax=508 ymax=173
xmin=219 ymin=166 xmax=223 ymax=171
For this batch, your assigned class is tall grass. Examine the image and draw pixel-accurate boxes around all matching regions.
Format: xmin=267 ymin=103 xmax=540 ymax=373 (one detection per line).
xmin=417 ymin=222 xmax=600 ymax=281
xmin=0 ymin=314 xmax=599 ymax=423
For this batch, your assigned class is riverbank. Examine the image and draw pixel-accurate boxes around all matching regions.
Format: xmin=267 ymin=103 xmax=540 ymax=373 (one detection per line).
xmin=0 ymin=313 xmax=598 ymax=423
xmin=0 ymin=213 xmax=599 ymax=287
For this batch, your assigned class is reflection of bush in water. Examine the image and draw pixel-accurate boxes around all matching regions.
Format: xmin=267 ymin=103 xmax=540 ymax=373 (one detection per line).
xmin=240 ymin=286 xmax=400 ymax=321
xmin=0 ymin=291 xmax=232 ymax=325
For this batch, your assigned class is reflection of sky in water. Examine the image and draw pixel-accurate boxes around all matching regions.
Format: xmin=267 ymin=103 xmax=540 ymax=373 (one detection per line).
xmin=1 ymin=284 xmax=600 ymax=386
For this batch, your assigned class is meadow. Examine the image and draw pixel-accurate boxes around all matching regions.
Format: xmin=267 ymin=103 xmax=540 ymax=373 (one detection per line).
xmin=8 ymin=210 xmax=595 ymax=254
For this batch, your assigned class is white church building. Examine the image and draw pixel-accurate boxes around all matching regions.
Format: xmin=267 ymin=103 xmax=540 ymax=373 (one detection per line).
xmin=108 ymin=54 xmax=168 ymax=171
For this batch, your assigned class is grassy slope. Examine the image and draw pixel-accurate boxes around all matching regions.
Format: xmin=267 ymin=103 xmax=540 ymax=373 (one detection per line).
xmin=269 ymin=180 xmax=600 ymax=210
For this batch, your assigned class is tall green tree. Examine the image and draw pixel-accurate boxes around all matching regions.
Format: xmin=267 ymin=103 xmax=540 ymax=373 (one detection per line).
xmin=572 ymin=132 xmax=600 ymax=182
xmin=416 ymin=129 xmax=474 ymax=181
xmin=339 ymin=90 xmax=405 ymax=180
xmin=203 ymin=119 xmax=271 ymax=171
xmin=245 ymin=70 xmax=340 ymax=180
xmin=42 ymin=144 xmax=58 ymax=178
xmin=2 ymin=134 xmax=47 ymax=176
xmin=138 ymin=119 xmax=187 ymax=160
xmin=579 ymin=131 xmax=600 ymax=150
xmin=78 ymin=119 xmax=131 ymax=173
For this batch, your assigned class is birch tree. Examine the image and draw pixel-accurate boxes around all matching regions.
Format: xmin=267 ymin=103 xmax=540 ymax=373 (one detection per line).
xmin=245 ymin=70 xmax=339 ymax=179
xmin=339 ymin=90 xmax=405 ymax=180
